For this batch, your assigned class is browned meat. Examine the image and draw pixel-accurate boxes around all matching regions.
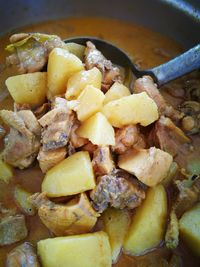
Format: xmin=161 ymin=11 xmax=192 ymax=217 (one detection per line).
xmin=70 ymin=118 xmax=88 ymax=148
xmin=37 ymin=147 xmax=67 ymax=173
xmin=39 ymin=98 xmax=74 ymax=151
xmin=6 ymin=242 xmax=40 ymax=267
xmin=67 ymin=141 xmax=76 ymax=156
xmin=0 ymin=214 xmax=27 ymax=246
xmin=149 ymin=116 xmax=190 ymax=157
xmin=92 ymin=146 xmax=115 ymax=176
xmin=84 ymin=41 xmax=122 ymax=92
xmin=90 ymin=169 xmax=145 ymax=213
xmin=0 ymin=125 xmax=6 ymax=139
xmin=134 ymin=76 xmax=183 ymax=121
xmin=34 ymin=103 xmax=50 ymax=119
xmin=113 ymin=125 xmax=146 ymax=154
xmin=14 ymin=103 xmax=31 ymax=112
xmin=6 ymin=33 xmax=65 ymax=73
xmin=82 ymin=141 xmax=98 ymax=156
xmin=0 ymin=110 xmax=40 ymax=169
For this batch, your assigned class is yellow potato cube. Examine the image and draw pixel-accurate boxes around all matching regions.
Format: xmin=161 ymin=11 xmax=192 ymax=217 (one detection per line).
xmin=103 ymin=208 xmax=130 ymax=263
xmin=102 ymin=92 xmax=159 ymax=127
xmin=179 ymin=203 xmax=200 ymax=256
xmin=42 ymin=151 xmax=95 ymax=197
xmin=104 ymin=82 xmax=130 ymax=104
xmin=123 ymin=185 xmax=167 ymax=255
xmin=47 ymin=48 xmax=84 ymax=98
xmin=37 ymin=231 xmax=112 ymax=267
xmin=65 ymin=67 xmax=102 ymax=100
xmin=5 ymin=72 xmax=47 ymax=107
xmin=0 ymin=159 xmax=13 ymax=183
xmin=77 ymin=112 xmax=115 ymax=146
xmin=74 ymin=85 xmax=105 ymax=121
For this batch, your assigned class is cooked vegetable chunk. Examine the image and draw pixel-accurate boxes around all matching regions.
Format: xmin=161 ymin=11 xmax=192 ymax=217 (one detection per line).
xmin=123 ymin=185 xmax=167 ymax=255
xmin=14 ymin=185 xmax=36 ymax=216
xmin=47 ymin=48 xmax=84 ymax=98
xmin=5 ymin=72 xmax=47 ymax=107
xmin=64 ymin=42 xmax=86 ymax=60
xmin=102 ymin=92 xmax=158 ymax=127
xmin=42 ymin=151 xmax=95 ymax=197
xmin=37 ymin=231 xmax=112 ymax=267
xmin=73 ymin=85 xmax=105 ymax=121
xmin=30 ymin=192 xmax=99 ymax=236
xmin=104 ymin=82 xmax=130 ymax=104
xmin=103 ymin=208 xmax=130 ymax=263
xmin=77 ymin=112 xmax=115 ymax=146
xmin=165 ymin=210 xmax=179 ymax=249
xmin=118 ymin=147 xmax=173 ymax=187
xmin=179 ymin=203 xmax=200 ymax=256
xmin=0 ymin=159 xmax=13 ymax=183
xmin=65 ymin=67 xmax=102 ymax=100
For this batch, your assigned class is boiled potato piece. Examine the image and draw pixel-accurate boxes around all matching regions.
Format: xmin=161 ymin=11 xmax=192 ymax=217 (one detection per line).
xmin=5 ymin=72 xmax=47 ymax=107
xmin=103 ymin=208 xmax=130 ymax=263
xmin=0 ymin=159 xmax=13 ymax=183
xmin=77 ymin=112 xmax=115 ymax=146
xmin=123 ymin=185 xmax=167 ymax=255
xmin=102 ymin=92 xmax=158 ymax=127
xmin=179 ymin=203 xmax=200 ymax=256
xmin=37 ymin=231 xmax=112 ymax=267
xmin=74 ymin=85 xmax=105 ymax=121
xmin=118 ymin=147 xmax=173 ymax=187
xmin=47 ymin=48 xmax=84 ymax=98
xmin=42 ymin=151 xmax=95 ymax=197
xmin=65 ymin=67 xmax=102 ymax=100
xmin=64 ymin=42 xmax=86 ymax=60
xmin=104 ymin=82 xmax=130 ymax=104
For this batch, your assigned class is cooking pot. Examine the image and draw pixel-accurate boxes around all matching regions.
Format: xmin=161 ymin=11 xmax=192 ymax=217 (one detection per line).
xmin=0 ymin=0 xmax=200 ymax=49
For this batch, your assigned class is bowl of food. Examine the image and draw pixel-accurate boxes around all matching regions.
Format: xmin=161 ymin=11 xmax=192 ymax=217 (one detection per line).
xmin=0 ymin=1 xmax=200 ymax=266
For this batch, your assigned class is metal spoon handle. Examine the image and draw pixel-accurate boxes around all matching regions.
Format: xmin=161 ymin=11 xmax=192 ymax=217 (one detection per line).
xmin=148 ymin=44 xmax=200 ymax=87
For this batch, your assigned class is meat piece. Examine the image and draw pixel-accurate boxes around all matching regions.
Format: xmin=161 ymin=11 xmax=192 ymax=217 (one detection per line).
xmin=37 ymin=147 xmax=67 ymax=173
xmin=67 ymin=141 xmax=76 ymax=156
xmin=0 ymin=125 xmax=6 ymax=139
xmin=0 ymin=214 xmax=27 ymax=246
xmin=134 ymin=76 xmax=183 ymax=121
xmin=84 ymin=41 xmax=122 ymax=92
xmin=113 ymin=125 xmax=146 ymax=154
xmin=0 ymin=110 xmax=40 ymax=169
xmin=82 ymin=141 xmax=97 ymax=156
xmin=6 ymin=242 xmax=40 ymax=267
xmin=30 ymin=192 xmax=99 ymax=236
xmin=34 ymin=103 xmax=50 ymax=119
xmin=90 ymin=169 xmax=145 ymax=213
xmin=149 ymin=116 xmax=191 ymax=157
xmin=92 ymin=146 xmax=115 ymax=176
xmin=39 ymin=98 xmax=74 ymax=151
xmin=14 ymin=103 xmax=31 ymax=112
xmin=6 ymin=33 xmax=65 ymax=73
xmin=70 ymin=118 xmax=88 ymax=148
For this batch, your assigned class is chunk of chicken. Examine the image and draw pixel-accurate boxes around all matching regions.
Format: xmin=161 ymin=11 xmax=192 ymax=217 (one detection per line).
xmin=113 ymin=125 xmax=146 ymax=154
xmin=92 ymin=146 xmax=115 ymax=176
xmin=82 ymin=141 xmax=98 ymax=156
xmin=30 ymin=192 xmax=99 ymax=236
xmin=90 ymin=169 xmax=145 ymax=213
xmin=134 ymin=76 xmax=183 ymax=121
xmin=0 ymin=214 xmax=27 ymax=246
xmin=0 ymin=110 xmax=40 ymax=169
xmin=70 ymin=118 xmax=88 ymax=148
xmin=149 ymin=116 xmax=190 ymax=157
xmin=37 ymin=147 xmax=67 ymax=173
xmin=6 ymin=242 xmax=40 ymax=267
xmin=6 ymin=33 xmax=65 ymax=73
xmin=84 ymin=41 xmax=122 ymax=92
xmin=0 ymin=125 xmax=6 ymax=139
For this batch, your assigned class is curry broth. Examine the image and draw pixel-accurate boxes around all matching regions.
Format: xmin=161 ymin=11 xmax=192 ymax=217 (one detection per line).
xmin=0 ymin=17 xmax=199 ymax=266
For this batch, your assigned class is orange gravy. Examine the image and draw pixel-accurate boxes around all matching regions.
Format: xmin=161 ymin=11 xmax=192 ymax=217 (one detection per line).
xmin=0 ymin=17 xmax=199 ymax=267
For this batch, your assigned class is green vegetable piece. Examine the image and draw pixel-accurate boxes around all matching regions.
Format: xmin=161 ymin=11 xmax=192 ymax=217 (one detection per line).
xmin=187 ymin=159 xmax=200 ymax=175
xmin=14 ymin=185 xmax=36 ymax=216
xmin=0 ymin=159 xmax=13 ymax=183
xmin=165 ymin=210 xmax=179 ymax=249
xmin=64 ymin=42 xmax=86 ymax=60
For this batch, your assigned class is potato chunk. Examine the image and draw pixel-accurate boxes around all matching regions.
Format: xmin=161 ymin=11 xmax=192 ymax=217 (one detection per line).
xmin=0 ymin=159 xmax=13 ymax=183
xmin=118 ymin=147 xmax=173 ymax=187
xmin=37 ymin=231 xmax=112 ymax=267
xmin=123 ymin=185 xmax=167 ymax=255
xmin=77 ymin=112 xmax=115 ymax=146
xmin=102 ymin=92 xmax=158 ymax=127
xmin=73 ymin=85 xmax=105 ymax=121
xmin=42 ymin=151 xmax=95 ymax=197
xmin=103 ymin=208 xmax=130 ymax=263
xmin=47 ymin=48 xmax=84 ymax=98
xmin=179 ymin=203 xmax=200 ymax=256
xmin=65 ymin=67 xmax=102 ymax=100
xmin=5 ymin=72 xmax=47 ymax=107
xmin=104 ymin=82 xmax=130 ymax=104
